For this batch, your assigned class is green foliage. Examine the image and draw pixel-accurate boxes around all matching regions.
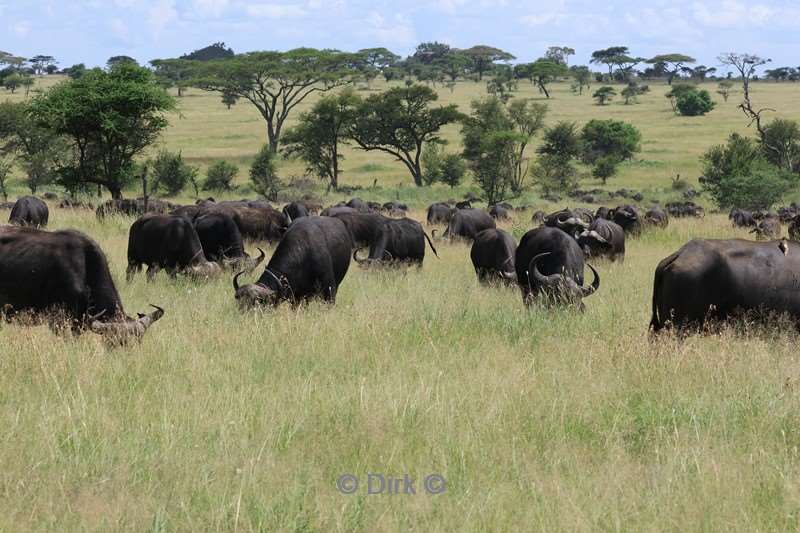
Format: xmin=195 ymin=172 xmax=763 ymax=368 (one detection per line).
xmin=761 ymin=119 xmax=800 ymax=172
xmin=249 ymin=145 xmax=281 ymax=200
xmin=486 ymin=66 xmax=517 ymax=103
xmin=569 ymin=65 xmax=592 ymax=95
xmin=150 ymin=58 xmax=193 ymax=96
xmin=676 ymin=88 xmax=715 ymax=116
xmin=193 ymin=48 xmax=360 ymax=151
xmin=646 ymin=53 xmax=696 ymax=84
xmin=421 ymin=143 xmax=444 ymax=186
xmin=462 ymin=45 xmax=516 ymax=80
xmin=349 ymin=84 xmax=462 ymax=186
xmin=440 ymin=154 xmax=466 ymax=188
xmin=64 ymin=63 xmax=86 ymax=79
xmin=180 ymin=42 xmax=234 ymax=61
xmin=592 ymin=155 xmax=619 ymax=184
xmin=621 ymin=82 xmax=649 ymax=104
xmin=665 ymin=83 xmax=696 ymax=111
xmin=581 ymin=119 xmax=642 ymax=164
xmin=282 ymin=90 xmax=358 ymax=190
xmin=203 ymin=160 xmax=238 ymax=192
xmin=3 ymin=73 xmax=26 ymax=94
xmin=0 ymin=157 xmax=11 ymax=201
xmin=29 ymin=63 xmax=175 ymax=199
xmin=717 ymin=80 xmax=734 ymax=102
xmin=150 ymin=150 xmax=199 ymax=196
xmin=592 ymin=86 xmax=616 ymax=105
xmin=700 ymin=133 xmax=798 ymax=209
xmin=538 ymin=121 xmax=581 ymax=160
xmin=536 ymin=121 xmax=581 ymax=194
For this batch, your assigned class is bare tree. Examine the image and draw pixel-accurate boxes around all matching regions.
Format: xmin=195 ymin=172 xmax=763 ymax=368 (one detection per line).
xmin=718 ymin=53 xmax=772 ymax=136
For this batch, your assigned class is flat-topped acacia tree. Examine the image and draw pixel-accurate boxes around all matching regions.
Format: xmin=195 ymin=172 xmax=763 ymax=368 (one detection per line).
xmin=192 ymin=48 xmax=359 ymax=152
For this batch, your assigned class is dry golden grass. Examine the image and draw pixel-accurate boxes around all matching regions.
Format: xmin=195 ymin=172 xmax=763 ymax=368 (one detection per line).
xmin=2 ymin=77 xmax=800 ymax=531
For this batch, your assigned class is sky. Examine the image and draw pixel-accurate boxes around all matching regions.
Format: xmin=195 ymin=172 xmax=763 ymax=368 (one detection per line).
xmin=1 ymin=0 xmax=798 ymax=71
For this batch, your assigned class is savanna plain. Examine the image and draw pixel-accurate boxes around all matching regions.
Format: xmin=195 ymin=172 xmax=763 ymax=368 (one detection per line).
xmin=2 ymin=79 xmax=800 ymax=531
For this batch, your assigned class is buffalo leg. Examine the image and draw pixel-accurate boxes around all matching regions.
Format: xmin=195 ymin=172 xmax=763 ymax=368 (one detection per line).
xmin=146 ymin=265 xmax=160 ymax=282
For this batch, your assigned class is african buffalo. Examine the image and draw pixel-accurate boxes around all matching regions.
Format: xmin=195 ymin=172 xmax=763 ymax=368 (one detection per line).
xmin=442 ymin=208 xmax=496 ymax=241
xmin=194 ymin=212 xmax=265 ymax=271
xmin=233 ymin=216 xmax=352 ymax=308
xmin=515 ymin=226 xmax=599 ymax=307
xmin=283 ymin=201 xmax=309 ymax=223
xmin=730 ymin=208 xmax=757 ymax=228
xmin=644 ymin=207 xmax=669 ymax=228
xmin=96 ymin=198 xmax=177 ymax=220
xmin=612 ymin=205 xmax=642 ymax=235
xmin=0 ymin=226 xmax=163 ymax=345
xmin=353 ymin=217 xmax=438 ymax=267
xmin=427 ymin=202 xmax=454 ymax=225
xmin=595 ymin=206 xmax=612 ymax=220
xmin=470 ymin=228 xmax=517 ymax=284
xmin=543 ymin=208 xmax=590 ymax=237
xmin=650 ymin=239 xmax=800 ymax=333
xmin=751 ymin=215 xmax=781 ymax=240
xmin=577 ymin=218 xmax=625 ymax=262
xmin=489 ymin=204 xmax=511 ymax=220
xmin=9 ymin=196 xmax=49 ymax=227
xmin=127 ymin=215 xmax=221 ymax=281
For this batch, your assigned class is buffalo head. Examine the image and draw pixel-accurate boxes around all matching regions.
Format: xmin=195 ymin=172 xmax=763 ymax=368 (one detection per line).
xmin=233 ymin=269 xmax=288 ymax=309
xmin=577 ymin=230 xmax=612 ymax=258
xmin=527 ymin=252 xmax=599 ymax=305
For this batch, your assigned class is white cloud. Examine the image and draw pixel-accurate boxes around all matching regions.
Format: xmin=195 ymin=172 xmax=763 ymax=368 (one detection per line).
xmin=359 ymin=11 xmax=416 ymax=47
xmin=243 ymin=2 xmax=307 ymax=18
xmin=148 ymin=0 xmax=178 ymax=38
xmin=520 ymin=0 xmax=566 ymax=26
xmin=692 ymin=0 xmax=775 ymax=27
xmin=12 ymin=20 xmax=31 ymax=37
xmin=193 ymin=0 xmax=229 ymax=17
xmin=110 ymin=17 xmax=131 ymax=41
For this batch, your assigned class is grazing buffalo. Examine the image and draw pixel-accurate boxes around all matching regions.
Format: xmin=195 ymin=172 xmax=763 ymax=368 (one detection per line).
xmin=644 ymin=207 xmax=669 ymax=228
xmin=96 ymin=198 xmax=177 ymax=220
xmin=470 ymin=229 xmax=517 ymax=284
xmin=283 ymin=201 xmax=309 ymax=223
xmin=321 ymin=205 xmax=358 ymax=217
xmin=329 ymin=211 xmax=386 ymax=251
xmin=515 ymin=227 xmax=599 ymax=307
xmin=383 ymin=201 xmax=408 ymax=213
xmin=353 ymin=217 xmax=438 ymax=267
xmin=427 ymin=202 xmax=454 ymax=225
xmin=612 ymin=205 xmax=642 ymax=235
xmin=650 ymin=239 xmax=800 ymax=333
xmin=789 ymin=215 xmax=800 ymax=241
xmin=127 ymin=215 xmax=221 ymax=281
xmin=455 ymin=200 xmax=472 ymax=210
xmin=233 ymin=205 xmax=288 ymax=242
xmin=347 ymin=197 xmax=368 ymax=211
xmin=577 ymin=218 xmax=625 ymax=262
xmin=595 ymin=206 xmax=612 ymax=220
xmin=489 ymin=204 xmax=511 ymax=220
xmin=57 ymin=198 xmax=94 ymax=210
xmin=543 ymin=209 xmax=590 ymax=237
xmin=442 ymin=208 xmax=496 ymax=241
xmin=9 ymin=196 xmax=49 ymax=227
xmin=0 ymin=226 xmax=163 ymax=345
xmin=751 ymin=215 xmax=781 ymax=240
xmin=730 ymin=208 xmax=757 ymax=228
xmin=194 ymin=212 xmax=265 ymax=271
xmin=233 ymin=216 xmax=352 ymax=308
xmin=666 ymin=201 xmax=704 ymax=218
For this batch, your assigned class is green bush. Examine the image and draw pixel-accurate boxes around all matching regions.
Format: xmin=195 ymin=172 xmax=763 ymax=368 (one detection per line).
xmin=151 ymin=150 xmax=199 ymax=196
xmin=421 ymin=143 xmax=444 ymax=186
xmin=676 ymin=89 xmax=715 ymax=116
xmin=700 ymin=133 xmax=799 ymax=209
xmin=440 ymin=154 xmax=466 ymax=188
xmin=581 ymin=119 xmax=641 ymax=164
xmin=203 ymin=160 xmax=238 ymax=191
xmin=591 ymin=155 xmax=619 ymax=184
xmin=249 ymin=145 xmax=282 ymax=200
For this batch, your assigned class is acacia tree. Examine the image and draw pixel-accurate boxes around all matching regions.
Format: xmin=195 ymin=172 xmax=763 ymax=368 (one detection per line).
xmin=591 ymin=46 xmax=632 ymax=78
xmin=29 ymin=63 xmax=175 ymax=199
xmin=570 ymin=66 xmax=592 ymax=95
xmin=282 ymin=90 xmax=359 ymax=191
xmin=193 ymin=48 xmax=357 ymax=152
xmin=463 ymin=45 xmax=516 ymax=80
xmin=349 ymin=85 xmax=462 ymax=186
xmin=528 ymin=58 xmax=568 ymax=98
xmin=355 ymin=48 xmax=400 ymax=87
xmin=150 ymin=58 xmax=193 ymax=96
xmin=646 ymin=54 xmax=695 ymax=84
xmin=545 ymin=46 xmax=575 ymax=65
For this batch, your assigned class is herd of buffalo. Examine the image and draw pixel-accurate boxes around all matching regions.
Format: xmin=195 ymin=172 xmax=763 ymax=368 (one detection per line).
xmin=3 ymin=192 xmax=800 ymax=347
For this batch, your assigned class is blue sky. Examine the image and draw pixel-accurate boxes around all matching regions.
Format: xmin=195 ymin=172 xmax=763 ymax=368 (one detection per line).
xmin=1 ymin=1 xmax=798 ymax=71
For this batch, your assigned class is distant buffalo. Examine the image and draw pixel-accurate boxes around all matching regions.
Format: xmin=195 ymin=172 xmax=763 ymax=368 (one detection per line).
xmin=427 ymin=202 xmax=454 ymax=225
xmin=441 ymin=208 xmax=496 ymax=241
xmin=577 ymin=218 xmax=625 ymax=262
xmin=9 ymin=196 xmax=48 ymax=227
xmin=470 ymin=229 xmax=517 ymax=284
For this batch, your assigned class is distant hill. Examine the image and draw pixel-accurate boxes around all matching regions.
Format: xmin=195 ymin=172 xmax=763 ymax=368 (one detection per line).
xmin=180 ymin=42 xmax=234 ymax=61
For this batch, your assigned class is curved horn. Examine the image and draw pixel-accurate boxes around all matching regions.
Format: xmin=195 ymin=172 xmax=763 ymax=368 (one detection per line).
xmin=247 ymin=248 xmax=266 ymax=273
xmin=528 ymin=252 xmax=561 ymax=287
xmin=353 ymin=247 xmax=368 ymax=264
xmin=581 ymin=263 xmax=600 ymax=297
xmin=554 ymin=213 xmax=569 ymax=228
xmin=382 ymin=250 xmax=394 ymax=261
xmin=233 ymin=270 xmax=246 ymax=291
xmin=262 ymin=268 xmax=283 ymax=289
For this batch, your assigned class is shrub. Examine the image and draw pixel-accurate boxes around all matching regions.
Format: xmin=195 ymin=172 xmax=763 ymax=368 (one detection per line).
xmin=249 ymin=145 xmax=282 ymax=200
xmin=592 ymin=86 xmax=616 ymax=105
xmin=534 ymin=154 xmax=580 ymax=195
xmin=203 ymin=160 xmax=238 ymax=191
xmin=761 ymin=118 xmax=800 ymax=172
xmin=592 ymin=155 xmax=619 ymax=184
xmin=440 ymin=154 xmax=466 ymax=188
xmin=700 ymin=133 xmax=799 ymax=209
xmin=538 ymin=121 xmax=581 ymax=160
xmin=421 ymin=143 xmax=444 ymax=186
xmin=676 ymin=89 xmax=715 ymax=116
xmin=151 ymin=150 xmax=199 ymax=196
xmin=581 ymin=119 xmax=642 ymax=164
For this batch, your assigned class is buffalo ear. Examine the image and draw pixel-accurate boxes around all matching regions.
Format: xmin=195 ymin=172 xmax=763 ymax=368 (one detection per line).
xmin=137 ymin=313 xmax=146 ymax=319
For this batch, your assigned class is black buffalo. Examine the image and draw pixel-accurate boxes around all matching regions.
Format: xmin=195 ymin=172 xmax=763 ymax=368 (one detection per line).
xmin=489 ymin=204 xmax=511 ymax=220
xmin=283 ymin=201 xmax=309 ymax=223
xmin=650 ymin=239 xmax=800 ymax=333
xmin=577 ymin=218 xmax=625 ymax=262
xmin=751 ymin=215 xmax=781 ymax=240
xmin=321 ymin=205 xmax=359 ymax=217
xmin=427 ymin=202 xmax=454 ymax=225
xmin=9 ymin=196 xmax=49 ymax=227
xmin=0 ymin=226 xmax=163 ymax=345
xmin=789 ymin=215 xmax=800 ymax=241
xmin=127 ymin=215 xmax=221 ymax=281
xmin=470 ymin=229 xmax=517 ymax=284
xmin=612 ymin=205 xmax=642 ymax=235
xmin=233 ymin=216 xmax=352 ymax=308
xmin=595 ymin=206 xmax=612 ymax=220
xmin=730 ymin=208 xmax=757 ymax=228
xmin=441 ymin=208 xmax=496 ymax=241
xmin=666 ymin=201 xmax=705 ymax=218
xmin=96 ymin=197 xmax=177 ymax=220
xmin=644 ymin=207 xmax=669 ymax=228
xmin=515 ymin=226 xmax=599 ymax=307
xmin=353 ymin=217 xmax=438 ymax=267
xmin=194 ymin=212 xmax=265 ymax=271
xmin=543 ymin=208 xmax=590 ymax=237
xmin=531 ymin=210 xmax=546 ymax=224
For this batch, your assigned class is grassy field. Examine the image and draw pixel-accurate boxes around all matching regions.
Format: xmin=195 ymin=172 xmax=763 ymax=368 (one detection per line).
xmin=2 ymin=78 xmax=800 ymax=531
